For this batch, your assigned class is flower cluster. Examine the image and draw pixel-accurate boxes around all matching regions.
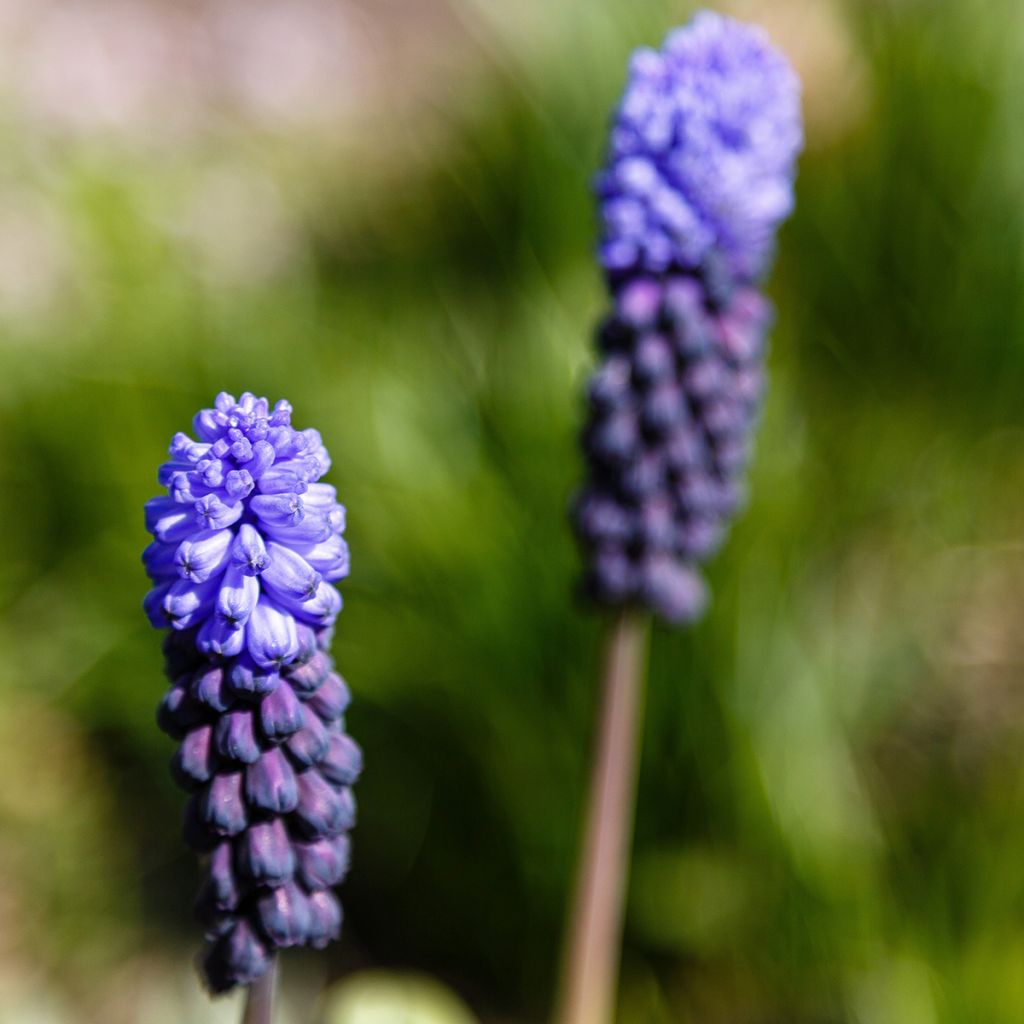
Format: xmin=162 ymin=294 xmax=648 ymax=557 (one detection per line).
xmin=575 ymin=12 xmax=802 ymax=623
xmin=575 ymin=276 xmax=771 ymax=622
xmin=597 ymin=10 xmax=802 ymax=285
xmin=143 ymin=392 xmax=360 ymax=992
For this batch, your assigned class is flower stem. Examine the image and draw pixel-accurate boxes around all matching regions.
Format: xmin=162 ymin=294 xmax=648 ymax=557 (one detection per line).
xmin=554 ymin=610 xmax=651 ymax=1024
xmin=242 ymin=962 xmax=276 ymax=1024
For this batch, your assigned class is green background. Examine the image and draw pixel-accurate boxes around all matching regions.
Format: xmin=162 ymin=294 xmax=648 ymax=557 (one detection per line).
xmin=1 ymin=1 xmax=1023 ymax=1020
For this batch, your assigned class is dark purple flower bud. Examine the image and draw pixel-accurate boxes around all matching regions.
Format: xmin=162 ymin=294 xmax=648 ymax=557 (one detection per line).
xmin=245 ymin=748 xmax=299 ymax=814
xmin=286 ymin=711 xmax=330 ymax=767
xmin=205 ymin=839 xmax=241 ymax=913
xmin=236 ymin=819 xmax=295 ymax=885
xmin=633 ymin=334 xmax=675 ymax=385
xmin=620 ymin=452 xmax=664 ymax=500
xmin=306 ymin=674 xmax=350 ymax=723
xmin=639 ymin=556 xmax=708 ymax=623
xmin=157 ymin=678 xmax=204 ymax=739
xmin=664 ymin=428 xmax=704 ymax=472
xmin=191 ymin=666 xmax=231 ymax=713
xmin=305 ymin=890 xmax=342 ymax=949
xmin=295 ymin=836 xmax=351 ymax=890
xmin=588 ymin=356 xmax=632 ymax=410
xmin=589 ymin=547 xmax=636 ymax=602
xmin=286 ymin=650 xmax=331 ymax=694
xmin=204 ymin=921 xmax=271 ymax=994
xmin=200 ymin=771 xmax=248 ymax=836
xmin=293 ymin=770 xmax=349 ymax=838
xmin=227 ymin=654 xmax=279 ymax=696
xmin=260 ymin=680 xmax=305 ymax=740
xmin=683 ymin=357 xmax=725 ymax=400
xmin=256 ymin=882 xmax=311 ymax=948
xmin=319 ymin=734 xmax=363 ymax=788
xmin=197 ymin=617 xmax=246 ymax=659
xmin=617 ymin=278 xmax=662 ymax=327
xmin=588 ymin=409 xmax=639 ymax=465
xmin=641 ymin=384 xmax=685 ymax=434
xmin=292 ymin=621 xmax=319 ymax=659
xmin=677 ymin=517 xmax=724 ymax=560
xmin=638 ymin=499 xmax=675 ymax=549
xmin=215 ymin=709 xmax=261 ymax=764
xmin=574 ymin=495 xmax=632 ymax=547
xmin=174 ymin=723 xmax=217 ymax=789
xmin=183 ymin=796 xmax=219 ymax=853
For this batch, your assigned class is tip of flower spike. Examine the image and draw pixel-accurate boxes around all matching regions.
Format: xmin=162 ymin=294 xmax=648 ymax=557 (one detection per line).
xmin=598 ymin=10 xmax=803 ymax=285
xmin=143 ymin=394 xmax=347 ymax=673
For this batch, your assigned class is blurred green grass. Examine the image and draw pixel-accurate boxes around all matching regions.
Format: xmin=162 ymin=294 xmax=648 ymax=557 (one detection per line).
xmin=2 ymin=1 xmax=1024 ymax=1021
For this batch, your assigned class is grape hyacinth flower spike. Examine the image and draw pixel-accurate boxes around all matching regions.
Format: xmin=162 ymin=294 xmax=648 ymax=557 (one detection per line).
xmin=559 ymin=13 xmax=801 ymax=1024
xmin=143 ymin=393 xmax=361 ymax=1016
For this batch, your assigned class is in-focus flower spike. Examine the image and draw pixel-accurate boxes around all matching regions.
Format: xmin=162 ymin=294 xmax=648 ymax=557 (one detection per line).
xmin=574 ymin=11 xmax=802 ymax=623
xmin=143 ymin=394 xmax=361 ymax=995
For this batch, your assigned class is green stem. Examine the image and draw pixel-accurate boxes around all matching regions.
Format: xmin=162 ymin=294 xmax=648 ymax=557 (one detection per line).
xmin=554 ymin=610 xmax=652 ymax=1024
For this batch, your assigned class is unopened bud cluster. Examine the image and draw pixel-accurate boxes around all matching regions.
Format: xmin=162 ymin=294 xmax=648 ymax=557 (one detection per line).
xmin=143 ymin=392 xmax=360 ymax=991
xmin=574 ymin=11 xmax=802 ymax=622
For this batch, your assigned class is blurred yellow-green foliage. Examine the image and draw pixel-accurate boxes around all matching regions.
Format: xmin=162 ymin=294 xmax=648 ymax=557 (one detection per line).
xmin=2 ymin=0 xmax=1024 ymax=1021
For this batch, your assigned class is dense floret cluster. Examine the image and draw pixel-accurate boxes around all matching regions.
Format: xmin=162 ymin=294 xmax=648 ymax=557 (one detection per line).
xmin=143 ymin=393 xmax=360 ymax=992
xmin=575 ymin=12 xmax=801 ymax=623
xmin=575 ymin=275 xmax=770 ymax=622
xmin=597 ymin=10 xmax=802 ymax=284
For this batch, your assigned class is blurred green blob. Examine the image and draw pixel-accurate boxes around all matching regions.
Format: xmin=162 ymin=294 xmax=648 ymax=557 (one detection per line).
xmin=321 ymin=972 xmax=478 ymax=1024
xmin=629 ymin=846 xmax=755 ymax=955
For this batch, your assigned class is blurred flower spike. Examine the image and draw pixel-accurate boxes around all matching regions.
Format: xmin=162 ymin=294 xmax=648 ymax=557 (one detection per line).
xmin=574 ymin=10 xmax=803 ymax=623
xmin=143 ymin=392 xmax=361 ymax=993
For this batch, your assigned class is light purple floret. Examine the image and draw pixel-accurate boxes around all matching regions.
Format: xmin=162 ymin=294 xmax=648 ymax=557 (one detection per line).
xmin=597 ymin=10 xmax=803 ymax=283
xmin=143 ymin=392 xmax=349 ymax=673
